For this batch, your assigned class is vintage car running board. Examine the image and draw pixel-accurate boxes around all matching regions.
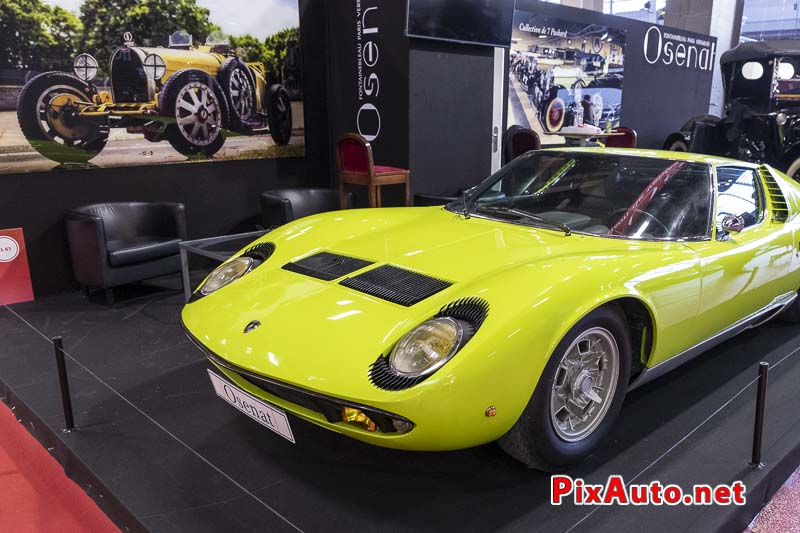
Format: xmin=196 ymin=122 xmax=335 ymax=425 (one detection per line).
xmin=629 ymin=291 xmax=798 ymax=390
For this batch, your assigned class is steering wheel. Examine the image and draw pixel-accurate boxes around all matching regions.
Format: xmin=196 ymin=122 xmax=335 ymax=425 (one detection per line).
xmin=606 ymin=208 xmax=670 ymax=237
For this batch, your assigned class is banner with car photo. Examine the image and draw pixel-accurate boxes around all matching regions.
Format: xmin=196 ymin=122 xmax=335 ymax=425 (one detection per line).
xmin=508 ymin=9 xmax=625 ymax=144
xmin=0 ymin=0 xmax=303 ymax=174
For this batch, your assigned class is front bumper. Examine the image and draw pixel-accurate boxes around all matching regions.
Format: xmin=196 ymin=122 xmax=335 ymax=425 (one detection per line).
xmin=182 ymin=322 xmax=521 ymax=451
xmin=206 ymin=351 xmax=414 ymax=435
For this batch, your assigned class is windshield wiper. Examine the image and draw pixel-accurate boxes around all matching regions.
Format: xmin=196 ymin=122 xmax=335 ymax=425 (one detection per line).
xmin=475 ymin=205 xmax=572 ymax=236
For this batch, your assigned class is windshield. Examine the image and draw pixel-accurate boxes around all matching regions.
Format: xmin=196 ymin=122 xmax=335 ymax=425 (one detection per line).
xmin=447 ymin=151 xmax=713 ymax=241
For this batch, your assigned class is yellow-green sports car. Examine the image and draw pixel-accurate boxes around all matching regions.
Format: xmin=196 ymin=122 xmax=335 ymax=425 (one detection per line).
xmin=182 ymin=147 xmax=800 ymax=470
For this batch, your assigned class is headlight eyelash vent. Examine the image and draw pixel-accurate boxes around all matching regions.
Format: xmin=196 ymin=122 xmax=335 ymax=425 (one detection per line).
xmin=434 ymin=296 xmax=490 ymax=330
xmin=242 ymin=242 xmax=276 ymax=262
xmin=368 ymin=297 xmax=490 ymax=391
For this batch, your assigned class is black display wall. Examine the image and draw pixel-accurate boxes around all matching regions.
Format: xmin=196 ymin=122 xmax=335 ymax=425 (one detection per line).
xmin=513 ymin=1 xmax=717 ymax=149
xmin=324 ymin=0 xmax=410 ymax=169
xmin=408 ymin=41 xmax=496 ymax=197
xmin=0 ymin=158 xmax=305 ymax=296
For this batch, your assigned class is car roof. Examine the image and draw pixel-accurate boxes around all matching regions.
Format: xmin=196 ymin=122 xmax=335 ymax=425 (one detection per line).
xmin=720 ymin=40 xmax=800 ymax=66
xmin=541 ymin=147 xmax=755 ymax=168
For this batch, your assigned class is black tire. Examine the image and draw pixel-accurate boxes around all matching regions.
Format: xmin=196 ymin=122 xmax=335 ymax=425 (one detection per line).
xmin=785 ymin=157 xmax=800 ymax=183
xmin=16 ymin=72 xmax=108 ymax=164
xmin=667 ymin=137 xmax=689 ymax=152
xmin=266 ymin=84 xmax=292 ymax=145
xmin=159 ymin=69 xmax=229 ymax=157
xmin=679 ymin=114 xmax=721 ymax=133
xmin=217 ymin=58 xmax=257 ymax=131
xmin=497 ymin=305 xmax=632 ymax=470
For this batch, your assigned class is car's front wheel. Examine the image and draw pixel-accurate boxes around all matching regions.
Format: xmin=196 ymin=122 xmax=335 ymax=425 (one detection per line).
xmin=498 ymin=305 xmax=631 ymax=470
xmin=160 ymin=69 xmax=228 ymax=157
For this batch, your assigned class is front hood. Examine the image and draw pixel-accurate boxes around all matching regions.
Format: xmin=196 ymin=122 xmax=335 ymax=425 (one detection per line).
xmin=182 ymin=207 xmax=642 ymax=398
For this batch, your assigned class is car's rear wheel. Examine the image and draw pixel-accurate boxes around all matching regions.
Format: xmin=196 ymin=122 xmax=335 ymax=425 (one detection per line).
xmin=160 ymin=69 xmax=228 ymax=157
xmin=497 ymin=305 xmax=631 ymax=470
xmin=16 ymin=72 xmax=108 ymax=164
xmin=267 ymin=84 xmax=292 ymax=145
xmin=218 ymin=58 xmax=256 ymax=131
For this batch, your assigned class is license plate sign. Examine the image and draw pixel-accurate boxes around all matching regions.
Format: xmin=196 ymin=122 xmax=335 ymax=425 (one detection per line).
xmin=208 ymin=370 xmax=295 ymax=443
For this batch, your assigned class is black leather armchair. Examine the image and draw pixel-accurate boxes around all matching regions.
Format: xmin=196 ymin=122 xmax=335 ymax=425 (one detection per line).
xmin=260 ymin=188 xmax=354 ymax=228
xmin=65 ymin=202 xmax=187 ymax=305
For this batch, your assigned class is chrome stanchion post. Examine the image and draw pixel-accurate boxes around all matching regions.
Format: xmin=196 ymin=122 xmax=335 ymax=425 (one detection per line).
xmin=750 ymin=362 xmax=769 ymax=468
xmin=53 ymin=336 xmax=75 ymax=431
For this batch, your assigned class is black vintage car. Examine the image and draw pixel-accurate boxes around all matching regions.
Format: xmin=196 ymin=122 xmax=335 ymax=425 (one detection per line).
xmin=663 ymin=41 xmax=800 ymax=180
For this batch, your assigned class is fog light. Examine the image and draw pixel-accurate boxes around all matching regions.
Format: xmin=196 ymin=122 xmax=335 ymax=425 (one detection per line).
xmin=341 ymin=406 xmax=377 ymax=432
xmin=777 ymin=112 xmax=788 ymax=126
xmin=392 ymin=418 xmax=413 ymax=433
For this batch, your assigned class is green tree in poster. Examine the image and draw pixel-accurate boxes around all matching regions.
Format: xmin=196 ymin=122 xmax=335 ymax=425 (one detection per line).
xmin=0 ymin=0 xmax=82 ymax=72
xmin=79 ymin=0 xmax=219 ymax=69
xmin=229 ymin=34 xmax=275 ymax=66
xmin=263 ymin=27 xmax=300 ymax=85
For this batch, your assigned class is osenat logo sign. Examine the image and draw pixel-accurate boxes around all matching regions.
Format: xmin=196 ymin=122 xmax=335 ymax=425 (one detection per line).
xmin=355 ymin=1 xmax=381 ymax=141
xmin=643 ymin=26 xmax=716 ymax=71
xmin=0 ymin=235 xmax=20 ymax=263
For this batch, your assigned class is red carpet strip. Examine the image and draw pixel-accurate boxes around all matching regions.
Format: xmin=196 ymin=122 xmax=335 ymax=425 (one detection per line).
xmin=0 ymin=401 xmax=119 ymax=532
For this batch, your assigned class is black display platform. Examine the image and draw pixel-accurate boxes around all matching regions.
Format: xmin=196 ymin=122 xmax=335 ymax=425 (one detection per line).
xmin=1 ymin=276 xmax=800 ymax=532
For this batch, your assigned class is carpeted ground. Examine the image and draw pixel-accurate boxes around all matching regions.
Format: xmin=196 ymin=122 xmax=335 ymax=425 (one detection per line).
xmin=0 ymin=401 xmax=119 ymax=533
xmin=746 ymin=466 xmax=800 ymax=532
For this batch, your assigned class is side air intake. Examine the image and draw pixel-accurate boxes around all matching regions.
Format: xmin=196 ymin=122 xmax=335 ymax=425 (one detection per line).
xmin=759 ymin=166 xmax=789 ymax=223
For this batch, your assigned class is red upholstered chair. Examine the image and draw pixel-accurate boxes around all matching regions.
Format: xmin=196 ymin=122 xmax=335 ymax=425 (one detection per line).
xmin=604 ymin=127 xmax=638 ymax=148
xmin=336 ymin=133 xmax=411 ymax=208
xmin=503 ymin=126 xmax=541 ymax=164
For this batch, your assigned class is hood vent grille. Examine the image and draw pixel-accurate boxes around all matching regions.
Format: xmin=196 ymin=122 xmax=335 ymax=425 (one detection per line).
xmin=759 ymin=166 xmax=789 ymax=223
xmin=341 ymin=265 xmax=452 ymax=306
xmin=283 ymin=252 xmax=373 ymax=281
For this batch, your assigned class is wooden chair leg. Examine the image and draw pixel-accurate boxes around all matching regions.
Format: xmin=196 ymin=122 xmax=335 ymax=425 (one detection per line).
xmin=404 ymin=176 xmax=411 ymax=207
xmin=369 ymin=185 xmax=379 ymax=208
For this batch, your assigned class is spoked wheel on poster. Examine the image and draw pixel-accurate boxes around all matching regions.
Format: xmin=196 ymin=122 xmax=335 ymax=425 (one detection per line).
xmin=218 ymin=58 xmax=257 ymax=131
xmin=16 ymin=72 xmax=108 ymax=164
xmin=267 ymin=84 xmax=293 ymax=145
xmin=544 ymin=97 xmax=566 ymax=132
xmin=160 ymin=69 xmax=229 ymax=157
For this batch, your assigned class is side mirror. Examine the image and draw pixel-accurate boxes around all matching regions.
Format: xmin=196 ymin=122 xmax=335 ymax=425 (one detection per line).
xmin=721 ymin=214 xmax=745 ymax=234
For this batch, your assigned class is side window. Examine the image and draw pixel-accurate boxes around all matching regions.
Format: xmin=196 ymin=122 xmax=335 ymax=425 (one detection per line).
xmin=715 ymin=167 xmax=763 ymax=230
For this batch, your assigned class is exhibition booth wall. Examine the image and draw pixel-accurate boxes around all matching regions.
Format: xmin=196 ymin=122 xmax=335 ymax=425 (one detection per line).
xmin=2 ymin=0 xmax=719 ymax=294
xmin=319 ymin=0 xmax=718 ymax=196
xmin=0 ymin=157 xmax=306 ymax=295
